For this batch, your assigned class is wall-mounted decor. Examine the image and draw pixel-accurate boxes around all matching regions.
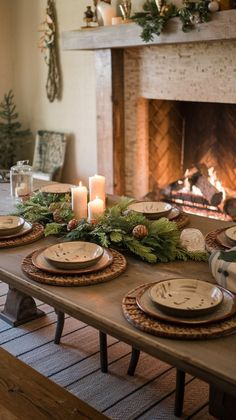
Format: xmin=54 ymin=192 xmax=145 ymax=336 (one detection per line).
xmin=38 ymin=0 xmax=61 ymax=102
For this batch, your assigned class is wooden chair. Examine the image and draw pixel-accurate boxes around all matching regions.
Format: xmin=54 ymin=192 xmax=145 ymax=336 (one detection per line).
xmin=32 ymin=130 xmax=67 ymax=182
xmin=127 ymin=347 xmax=186 ymax=417
xmin=55 ymin=312 xmax=185 ymax=416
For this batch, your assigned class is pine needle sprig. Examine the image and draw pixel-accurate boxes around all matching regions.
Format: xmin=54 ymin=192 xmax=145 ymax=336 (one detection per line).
xmin=132 ymin=0 xmax=210 ymax=43
xmin=16 ymin=191 xmax=208 ymax=264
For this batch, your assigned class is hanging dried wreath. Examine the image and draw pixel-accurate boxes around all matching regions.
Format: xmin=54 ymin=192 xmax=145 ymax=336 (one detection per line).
xmin=38 ymin=0 xmax=61 ymax=102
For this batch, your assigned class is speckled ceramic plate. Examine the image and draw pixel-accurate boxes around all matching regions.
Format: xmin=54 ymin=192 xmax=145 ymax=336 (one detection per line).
xmin=149 ymin=278 xmax=223 ymax=317
xmin=0 ymin=221 xmax=32 ymax=239
xmin=216 ymin=230 xmax=235 ymax=249
xmin=0 ymin=215 xmax=25 ymax=236
xmin=167 ymin=206 xmax=180 ymax=221
xmin=44 ymin=241 xmax=104 ymax=269
xmin=137 ymin=283 xmax=236 ymax=325
xmin=32 ymin=246 xmax=113 ymax=275
xmin=40 ymin=183 xmax=74 ymax=194
xmin=225 ymin=226 xmax=236 ymax=243
xmin=128 ymin=201 xmax=172 ymax=219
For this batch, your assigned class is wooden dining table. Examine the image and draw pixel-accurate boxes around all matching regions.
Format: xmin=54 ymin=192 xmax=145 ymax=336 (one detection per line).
xmin=0 ymin=182 xmax=236 ymax=411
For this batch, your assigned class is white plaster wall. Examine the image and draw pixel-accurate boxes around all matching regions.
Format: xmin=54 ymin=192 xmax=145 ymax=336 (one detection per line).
xmin=11 ymin=0 xmax=98 ymax=185
xmin=0 ymin=0 xmax=13 ymax=99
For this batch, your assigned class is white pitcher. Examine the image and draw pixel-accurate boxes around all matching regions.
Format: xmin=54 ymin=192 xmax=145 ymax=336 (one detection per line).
xmin=97 ymin=0 xmax=116 ymax=26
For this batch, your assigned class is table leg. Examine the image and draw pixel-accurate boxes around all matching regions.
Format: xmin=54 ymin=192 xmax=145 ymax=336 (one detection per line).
xmin=0 ymin=286 xmax=45 ymax=327
xmin=54 ymin=311 xmax=65 ymax=344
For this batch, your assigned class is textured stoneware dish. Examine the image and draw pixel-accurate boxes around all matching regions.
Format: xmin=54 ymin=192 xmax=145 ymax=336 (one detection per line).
xmin=216 ymin=229 xmax=235 ymax=249
xmin=0 ymin=216 xmax=25 ymax=236
xmin=44 ymin=241 xmax=104 ymax=269
xmin=0 ymin=221 xmax=32 ymax=239
xmin=149 ymin=278 xmax=223 ymax=317
xmin=32 ymin=247 xmax=113 ymax=275
xmin=40 ymin=183 xmax=74 ymax=194
xmin=137 ymin=284 xmax=236 ymax=325
xmin=225 ymin=226 xmax=236 ymax=243
xmin=128 ymin=201 xmax=172 ymax=219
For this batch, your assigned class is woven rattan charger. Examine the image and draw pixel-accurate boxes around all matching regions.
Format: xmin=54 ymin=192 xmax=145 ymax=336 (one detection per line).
xmin=22 ymin=248 xmax=127 ymax=286
xmin=0 ymin=223 xmax=44 ymax=248
xmin=172 ymin=212 xmax=189 ymax=229
xmin=205 ymin=228 xmax=232 ymax=252
xmin=122 ymin=283 xmax=236 ymax=340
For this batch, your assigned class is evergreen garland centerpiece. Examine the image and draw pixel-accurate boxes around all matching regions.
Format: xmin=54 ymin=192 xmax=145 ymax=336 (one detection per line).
xmin=132 ymin=0 xmax=210 ymax=42
xmin=0 ymin=90 xmax=31 ymax=169
xmin=16 ymin=193 xmax=208 ymax=264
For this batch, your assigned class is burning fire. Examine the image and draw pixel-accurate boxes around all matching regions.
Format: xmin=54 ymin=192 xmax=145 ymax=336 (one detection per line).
xmin=208 ymin=167 xmax=226 ymax=201
xmin=167 ymin=166 xmax=229 ymax=220
xmin=182 ymin=167 xmax=226 ymax=201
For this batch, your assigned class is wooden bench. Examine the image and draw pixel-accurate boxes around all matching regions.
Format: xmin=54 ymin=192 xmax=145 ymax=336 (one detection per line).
xmin=0 ymin=347 xmax=108 ymax=420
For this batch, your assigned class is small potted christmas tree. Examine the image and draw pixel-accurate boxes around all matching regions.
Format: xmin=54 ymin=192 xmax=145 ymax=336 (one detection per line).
xmin=0 ymin=90 xmax=31 ymax=170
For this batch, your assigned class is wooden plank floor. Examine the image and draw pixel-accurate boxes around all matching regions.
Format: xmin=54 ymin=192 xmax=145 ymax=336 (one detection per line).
xmin=0 ymin=282 xmax=217 ymax=419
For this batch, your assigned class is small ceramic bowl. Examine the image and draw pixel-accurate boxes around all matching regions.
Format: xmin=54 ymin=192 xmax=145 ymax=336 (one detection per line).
xmin=225 ymin=226 xmax=236 ymax=243
xmin=0 ymin=215 xmax=25 ymax=236
xmin=44 ymin=241 xmax=104 ymax=269
xmin=149 ymin=278 xmax=223 ymax=317
xmin=128 ymin=201 xmax=172 ymax=220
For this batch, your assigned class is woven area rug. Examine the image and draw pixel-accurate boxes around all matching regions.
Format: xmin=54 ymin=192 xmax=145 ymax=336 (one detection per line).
xmin=0 ymin=281 xmax=216 ymax=419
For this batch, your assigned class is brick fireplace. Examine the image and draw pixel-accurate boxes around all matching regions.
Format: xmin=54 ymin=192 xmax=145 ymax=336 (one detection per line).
xmin=124 ymin=42 xmax=236 ymax=198
xmin=62 ymin=10 xmax=236 ymax=197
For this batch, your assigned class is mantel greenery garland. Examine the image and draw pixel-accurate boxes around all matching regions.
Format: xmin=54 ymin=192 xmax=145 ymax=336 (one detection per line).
xmin=132 ymin=0 xmax=210 ymax=42
xmin=16 ymin=192 xmax=208 ymax=264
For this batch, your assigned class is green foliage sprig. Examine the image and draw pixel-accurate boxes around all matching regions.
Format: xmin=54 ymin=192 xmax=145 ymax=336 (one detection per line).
xmin=65 ymin=197 xmax=208 ymax=264
xmin=132 ymin=0 xmax=210 ymax=43
xmin=16 ymin=194 xmax=208 ymax=263
xmin=16 ymin=191 xmax=73 ymax=232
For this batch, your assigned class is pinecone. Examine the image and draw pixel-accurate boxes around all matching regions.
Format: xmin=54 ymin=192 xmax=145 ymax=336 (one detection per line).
xmin=52 ymin=209 xmax=64 ymax=223
xmin=49 ymin=202 xmax=61 ymax=212
xmin=67 ymin=218 xmax=79 ymax=231
xmin=132 ymin=224 xmax=148 ymax=239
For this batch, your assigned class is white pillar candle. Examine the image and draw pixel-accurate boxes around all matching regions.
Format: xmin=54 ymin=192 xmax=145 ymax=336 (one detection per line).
xmin=15 ymin=182 xmax=29 ymax=197
xmin=112 ymin=16 xmax=122 ymax=25
xmin=89 ymin=174 xmax=106 ymax=205
xmin=88 ymin=197 xmax=104 ymax=222
xmin=71 ymin=182 xmax=88 ymax=220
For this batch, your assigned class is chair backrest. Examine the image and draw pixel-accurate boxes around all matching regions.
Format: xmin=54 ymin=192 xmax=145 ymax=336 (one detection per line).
xmin=32 ymin=130 xmax=67 ymax=181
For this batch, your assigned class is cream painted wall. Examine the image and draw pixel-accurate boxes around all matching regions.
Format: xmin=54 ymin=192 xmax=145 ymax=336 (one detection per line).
xmin=4 ymin=0 xmax=144 ymax=184
xmin=0 ymin=0 xmax=13 ymax=99
xmin=11 ymin=0 xmax=97 ymax=185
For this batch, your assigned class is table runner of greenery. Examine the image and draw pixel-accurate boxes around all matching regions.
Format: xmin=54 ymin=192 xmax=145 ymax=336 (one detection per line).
xmin=16 ymin=192 xmax=208 ymax=263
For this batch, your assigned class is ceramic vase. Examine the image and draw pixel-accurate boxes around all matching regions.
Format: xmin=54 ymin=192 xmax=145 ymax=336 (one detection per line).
xmin=97 ymin=0 xmax=116 ymax=26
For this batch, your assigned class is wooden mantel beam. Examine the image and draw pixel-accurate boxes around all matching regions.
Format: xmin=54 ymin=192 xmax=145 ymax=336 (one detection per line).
xmin=62 ymin=10 xmax=236 ymax=51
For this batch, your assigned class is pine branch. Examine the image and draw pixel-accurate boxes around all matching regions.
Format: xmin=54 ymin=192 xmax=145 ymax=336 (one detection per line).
xmin=132 ymin=0 xmax=210 ymax=42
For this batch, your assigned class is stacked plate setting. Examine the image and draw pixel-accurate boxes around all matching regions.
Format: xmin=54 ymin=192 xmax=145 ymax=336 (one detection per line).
xmin=127 ymin=201 xmax=179 ymax=221
xmin=215 ymin=226 xmax=236 ymax=249
xmin=136 ymin=278 xmax=236 ymax=326
xmin=0 ymin=215 xmax=32 ymax=240
xmin=31 ymin=241 xmax=113 ymax=275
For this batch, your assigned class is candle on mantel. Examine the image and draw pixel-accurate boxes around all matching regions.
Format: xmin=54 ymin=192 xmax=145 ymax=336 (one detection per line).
xmin=71 ymin=182 xmax=88 ymax=220
xmin=88 ymin=196 xmax=104 ymax=222
xmin=89 ymin=174 xmax=106 ymax=206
